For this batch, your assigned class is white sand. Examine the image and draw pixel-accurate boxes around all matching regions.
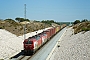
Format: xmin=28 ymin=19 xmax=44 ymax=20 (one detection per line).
xmin=0 ymin=27 xmax=51 ymax=60
xmin=49 ymin=27 xmax=90 ymax=60
xmin=1 ymin=27 xmax=90 ymax=60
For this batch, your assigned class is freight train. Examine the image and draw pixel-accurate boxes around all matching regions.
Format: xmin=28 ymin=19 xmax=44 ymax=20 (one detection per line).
xmin=23 ymin=24 xmax=66 ymax=54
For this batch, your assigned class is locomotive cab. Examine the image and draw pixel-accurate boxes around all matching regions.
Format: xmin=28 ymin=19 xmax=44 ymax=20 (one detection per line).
xmin=23 ymin=38 xmax=34 ymax=54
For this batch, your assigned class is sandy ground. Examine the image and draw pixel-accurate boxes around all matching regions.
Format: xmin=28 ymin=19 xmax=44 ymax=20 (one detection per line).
xmin=0 ymin=27 xmax=90 ymax=60
xmin=49 ymin=27 xmax=90 ymax=60
xmin=0 ymin=27 xmax=51 ymax=60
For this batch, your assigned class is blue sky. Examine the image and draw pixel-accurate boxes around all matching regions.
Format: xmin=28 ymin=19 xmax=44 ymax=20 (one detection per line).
xmin=0 ymin=0 xmax=90 ymax=22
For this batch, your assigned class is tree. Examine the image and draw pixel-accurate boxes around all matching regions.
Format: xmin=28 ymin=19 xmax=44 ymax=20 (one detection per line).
xmin=15 ymin=17 xmax=21 ymax=22
xmin=15 ymin=17 xmax=30 ymax=22
xmin=4 ymin=18 xmax=16 ymax=24
xmin=24 ymin=19 xmax=30 ymax=22
xmin=81 ymin=19 xmax=88 ymax=22
xmin=49 ymin=20 xmax=54 ymax=23
xmin=41 ymin=20 xmax=55 ymax=25
xmin=5 ymin=18 xmax=13 ymax=21
xmin=73 ymin=20 xmax=80 ymax=24
xmin=4 ymin=18 xmax=15 ymax=22
xmin=33 ymin=20 xmax=40 ymax=22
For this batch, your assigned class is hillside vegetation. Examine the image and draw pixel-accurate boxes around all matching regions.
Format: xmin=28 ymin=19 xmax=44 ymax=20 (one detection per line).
xmin=0 ymin=20 xmax=51 ymax=36
xmin=0 ymin=19 xmax=61 ymax=36
xmin=73 ymin=22 xmax=90 ymax=34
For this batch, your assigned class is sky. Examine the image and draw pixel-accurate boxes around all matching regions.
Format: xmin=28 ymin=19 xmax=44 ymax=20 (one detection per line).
xmin=0 ymin=0 xmax=90 ymax=22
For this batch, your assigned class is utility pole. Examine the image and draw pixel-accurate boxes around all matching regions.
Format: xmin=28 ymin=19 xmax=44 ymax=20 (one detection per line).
xmin=24 ymin=4 xmax=26 ymax=19
xmin=24 ymin=4 xmax=26 ymax=40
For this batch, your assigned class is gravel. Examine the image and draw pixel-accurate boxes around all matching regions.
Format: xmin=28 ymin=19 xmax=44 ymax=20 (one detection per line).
xmin=0 ymin=27 xmax=51 ymax=60
xmin=0 ymin=27 xmax=90 ymax=60
xmin=49 ymin=27 xmax=90 ymax=60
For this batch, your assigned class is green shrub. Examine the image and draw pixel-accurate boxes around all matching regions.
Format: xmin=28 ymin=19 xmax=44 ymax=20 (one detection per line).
xmin=82 ymin=28 xmax=90 ymax=31
xmin=73 ymin=20 xmax=80 ymax=24
xmin=0 ymin=27 xmax=3 ymax=29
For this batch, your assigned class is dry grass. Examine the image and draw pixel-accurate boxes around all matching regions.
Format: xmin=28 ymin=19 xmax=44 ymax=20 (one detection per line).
xmin=0 ymin=20 xmax=51 ymax=36
xmin=73 ymin=22 xmax=90 ymax=34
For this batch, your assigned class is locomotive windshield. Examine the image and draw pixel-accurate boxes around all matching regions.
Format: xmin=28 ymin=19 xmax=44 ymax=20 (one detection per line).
xmin=43 ymin=33 xmax=46 ymax=36
xmin=25 ymin=40 xmax=33 ymax=44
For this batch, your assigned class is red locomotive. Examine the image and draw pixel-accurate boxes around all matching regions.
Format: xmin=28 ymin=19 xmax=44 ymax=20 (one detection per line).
xmin=23 ymin=25 xmax=66 ymax=54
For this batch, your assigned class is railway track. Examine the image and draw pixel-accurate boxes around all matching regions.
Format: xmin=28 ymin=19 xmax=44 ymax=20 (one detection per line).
xmin=11 ymin=55 xmax=31 ymax=60
xmin=17 ymin=56 xmax=25 ymax=60
xmin=17 ymin=56 xmax=31 ymax=60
